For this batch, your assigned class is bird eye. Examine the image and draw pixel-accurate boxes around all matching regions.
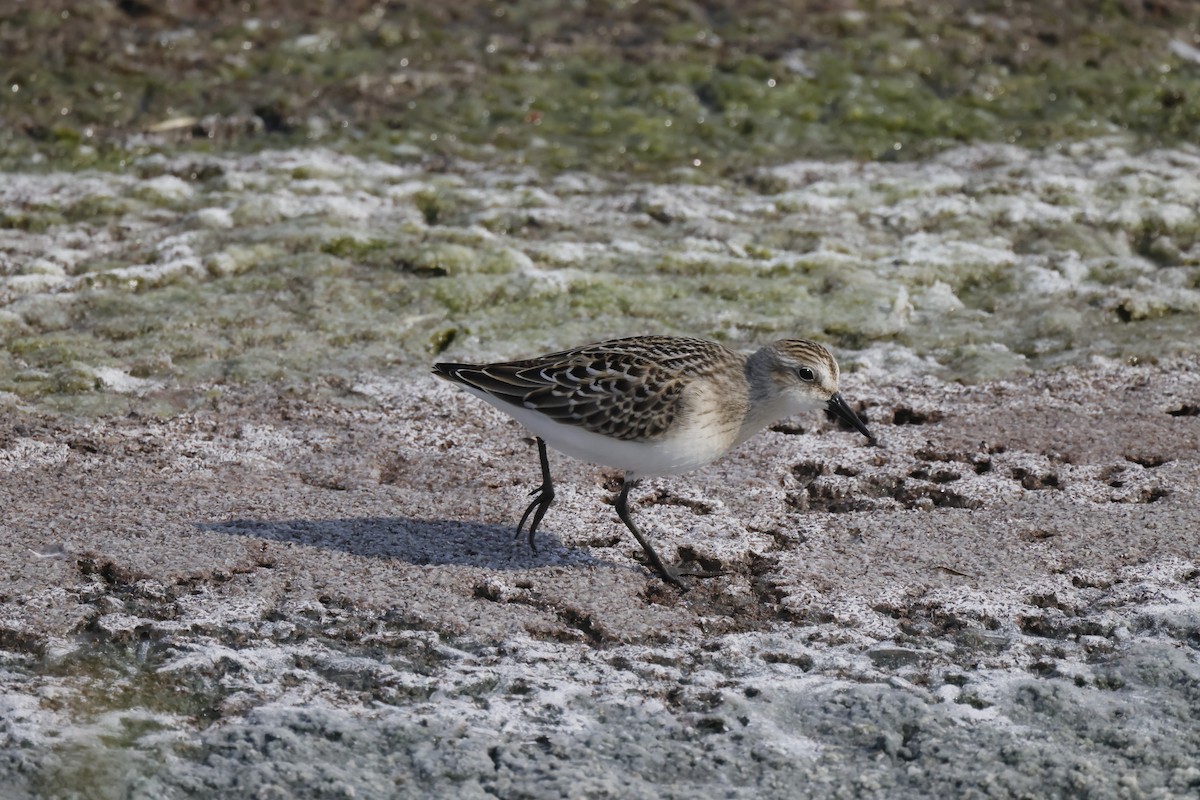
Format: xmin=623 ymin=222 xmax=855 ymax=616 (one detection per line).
xmin=798 ymin=367 xmax=816 ymax=382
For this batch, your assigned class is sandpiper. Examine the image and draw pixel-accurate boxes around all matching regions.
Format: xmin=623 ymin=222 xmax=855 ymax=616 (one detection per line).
xmin=433 ymin=335 xmax=875 ymax=587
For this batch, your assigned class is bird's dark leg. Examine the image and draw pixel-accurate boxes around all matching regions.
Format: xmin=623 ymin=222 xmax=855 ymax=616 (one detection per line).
xmin=614 ymin=479 xmax=724 ymax=590
xmin=516 ymin=437 xmax=555 ymax=552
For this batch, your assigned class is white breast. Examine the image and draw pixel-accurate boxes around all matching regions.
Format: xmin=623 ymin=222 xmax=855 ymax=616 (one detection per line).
xmin=459 ymin=386 xmax=738 ymax=479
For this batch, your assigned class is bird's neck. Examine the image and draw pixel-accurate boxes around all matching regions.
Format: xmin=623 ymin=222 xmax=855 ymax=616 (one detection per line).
xmin=737 ymin=348 xmax=794 ymax=444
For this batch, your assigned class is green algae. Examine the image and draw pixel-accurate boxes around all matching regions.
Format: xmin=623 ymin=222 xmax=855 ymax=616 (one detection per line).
xmin=1 ymin=205 xmax=67 ymax=232
xmin=2 ymin=145 xmax=1197 ymax=419
xmin=39 ymin=643 xmax=227 ymax=726
xmin=2 ymin=2 xmax=1198 ymax=175
xmin=2 ymin=4 xmax=1200 ymax=417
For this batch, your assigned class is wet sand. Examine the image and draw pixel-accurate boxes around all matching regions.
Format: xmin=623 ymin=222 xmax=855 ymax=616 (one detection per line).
xmin=2 ymin=356 xmax=1199 ymax=798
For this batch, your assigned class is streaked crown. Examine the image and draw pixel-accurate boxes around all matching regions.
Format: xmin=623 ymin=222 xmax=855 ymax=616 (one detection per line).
xmin=766 ymin=339 xmax=840 ymax=395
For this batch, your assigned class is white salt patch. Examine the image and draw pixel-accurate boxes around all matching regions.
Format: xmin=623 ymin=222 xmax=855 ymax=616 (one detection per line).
xmin=140 ymin=175 xmax=195 ymax=203
xmin=2 ymin=273 xmax=69 ymax=295
xmin=21 ymin=258 xmax=66 ymax=277
xmin=899 ymin=233 xmax=1015 ymax=268
xmin=1169 ymin=39 xmax=1200 ymax=65
xmin=156 ymin=231 xmax=200 ymax=260
xmin=781 ymin=49 xmax=816 ymax=78
xmin=101 ymin=256 xmax=204 ymax=288
xmin=1024 ymin=265 xmax=1076 ymax=296
xmin=194 ymin=207 xmax=234 ymax=229
xmin=307 ymin=192 xmax=375 ymax=222
xmin=516 ymin=187 xmax=559 ymax=207
xmin=92 ymin=366 xmax=161 ymax=394
xmin=0 ymin=439 xmax=71 ymax=472
xmin=877 ymin=194 xmax=978 ymax=232
xmin=383 ymin=178 xmax=441 ymax=200
xmin=531 ymin=241 xmax=611 ymax=266
xmin=42 ymin=245 xmax=91 ymax=273
xmin=173 ymin=423 xmax=304 ymax=468
xmin=1151 ymin=201 xmax=1196 ymax=231
xmin=610 ymin=239 xmax=648 ymax=255
xmin=233 ymin=193 xmax=300 ymax=223
xmin=551 ymin=172 xmax=610 ymax=194
xmin=988 ymin=195 xmax=1078 ymax=226
xmin=290 ymin=178 xmax=343 ymax=196
xmin=915 ymin=280 xmax=965 ymax=312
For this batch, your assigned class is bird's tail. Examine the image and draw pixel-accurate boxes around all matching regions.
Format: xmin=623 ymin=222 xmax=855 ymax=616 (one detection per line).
xmin=431 ymin=362 xmax=474 ymax=385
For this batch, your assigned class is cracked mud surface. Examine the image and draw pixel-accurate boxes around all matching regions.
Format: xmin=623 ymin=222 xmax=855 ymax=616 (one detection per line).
xmin=2 ymin=357 xmax=1199 ymax=798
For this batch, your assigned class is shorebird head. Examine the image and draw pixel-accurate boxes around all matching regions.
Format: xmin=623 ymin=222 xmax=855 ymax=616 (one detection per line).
xmin=764 ymin=339 xmax=876 ymax=444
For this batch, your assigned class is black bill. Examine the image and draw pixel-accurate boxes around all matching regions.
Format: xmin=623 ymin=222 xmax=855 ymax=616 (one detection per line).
xmin=827 ymin=392 xmax=876 ymax=445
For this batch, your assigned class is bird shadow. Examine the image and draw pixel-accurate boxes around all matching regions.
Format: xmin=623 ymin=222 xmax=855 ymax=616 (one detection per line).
xmin=196 ymin=515 xmax=600 ymax=571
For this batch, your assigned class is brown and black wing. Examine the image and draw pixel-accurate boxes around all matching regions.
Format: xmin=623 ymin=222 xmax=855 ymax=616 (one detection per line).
xmin=434 ymin=337 xmax=732 ymax=441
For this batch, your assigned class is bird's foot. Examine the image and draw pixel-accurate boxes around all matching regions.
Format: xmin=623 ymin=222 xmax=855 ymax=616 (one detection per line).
xmin=515 ymin=482 xmax=555 ymax=553
xmin=650 ymin=561 xmax=726 ymax=591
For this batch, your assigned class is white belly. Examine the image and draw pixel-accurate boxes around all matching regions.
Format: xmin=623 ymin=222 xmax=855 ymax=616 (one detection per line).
xmin=462 ymin=387 xmax=734 ymax=479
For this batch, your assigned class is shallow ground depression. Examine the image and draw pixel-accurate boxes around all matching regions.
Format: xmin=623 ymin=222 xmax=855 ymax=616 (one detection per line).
xmin=1 ymin=357 xmax=1198 ymax=798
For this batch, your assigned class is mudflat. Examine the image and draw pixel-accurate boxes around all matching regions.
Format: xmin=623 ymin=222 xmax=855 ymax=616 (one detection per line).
xmin=2 ymin=356 xmax=1197 ymax=798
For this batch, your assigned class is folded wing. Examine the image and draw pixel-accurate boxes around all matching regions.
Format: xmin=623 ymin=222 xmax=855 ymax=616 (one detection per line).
xmin=434 ymin=339 xmax=708 ymax=441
